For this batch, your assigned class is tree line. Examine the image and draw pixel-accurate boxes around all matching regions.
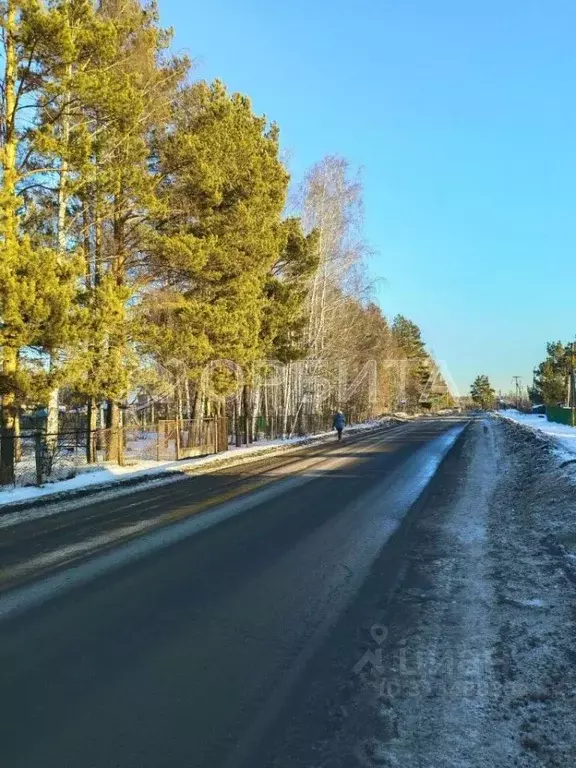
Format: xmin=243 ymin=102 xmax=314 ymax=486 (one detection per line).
xmin=470 ymin=338 xmax=576 ymax=412
xmin=529 ymin=341 xmax=576 ymax=406
xmin=0 ymin=0 xmax=452 ymax=484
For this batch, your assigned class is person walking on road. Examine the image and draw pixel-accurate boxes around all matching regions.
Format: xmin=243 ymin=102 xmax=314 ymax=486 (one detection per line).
xmin=333 ymin=410 xmax=346 ymax=441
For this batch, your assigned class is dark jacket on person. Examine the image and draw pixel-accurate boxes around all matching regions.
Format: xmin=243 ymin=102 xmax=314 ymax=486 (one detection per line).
xmin=333 ymin=412 xmax=345 ymax=430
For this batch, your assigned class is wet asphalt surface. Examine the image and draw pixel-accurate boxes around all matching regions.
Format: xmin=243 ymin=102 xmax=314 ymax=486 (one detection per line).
xmin=0 ymin=423 xmax=411 ymax=576
xmin=0 ymin=418 xmax=468 ymax=768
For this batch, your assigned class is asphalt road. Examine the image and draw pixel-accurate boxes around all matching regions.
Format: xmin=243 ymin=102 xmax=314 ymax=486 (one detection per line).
xmin=0 ymin=418 xmax=468 ymax=768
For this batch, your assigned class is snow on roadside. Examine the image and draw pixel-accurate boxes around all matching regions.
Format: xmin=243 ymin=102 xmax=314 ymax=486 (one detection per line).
xmin=350 ymin=419 xmax=506 ymax=768
xmin=0 ymin=417 xmax=401 ymax=526
xmin=487 ymin=418 xmax=576 ymax=765
xmin=339 ymin=418 xmax=576 ymax=768
xmin=0 ymin=436 xmax=297 ymax=507
xmin=495 ymin=409 xmax=576 ymax=459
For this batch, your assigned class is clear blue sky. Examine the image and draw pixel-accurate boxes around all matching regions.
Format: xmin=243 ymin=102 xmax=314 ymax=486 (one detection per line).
xmin=159 ymin=0 xmax=576 ymax=395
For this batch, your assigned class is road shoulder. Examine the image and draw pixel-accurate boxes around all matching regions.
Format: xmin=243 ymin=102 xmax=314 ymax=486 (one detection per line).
xmin=254 ymin=418 xmax=576 ymax=768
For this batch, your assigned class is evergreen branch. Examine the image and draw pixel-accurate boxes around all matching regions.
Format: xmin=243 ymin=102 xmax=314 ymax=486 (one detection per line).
xmin=11 ymin=41 xmax=38 ymax=125
xmin=17 ymin=144 xmax=38 ymax=173
xmin=17 ymin=182 xmax=57 ymax=195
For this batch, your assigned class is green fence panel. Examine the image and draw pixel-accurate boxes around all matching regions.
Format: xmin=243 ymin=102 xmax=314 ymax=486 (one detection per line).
xmin=546 ymin=406 xmax=575 ymax=426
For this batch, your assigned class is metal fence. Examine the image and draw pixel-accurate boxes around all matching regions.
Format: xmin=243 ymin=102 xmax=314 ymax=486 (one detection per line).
xmin=1 ymin=417 xmax=229 ymax=488
xmin=0 ymin=409 xmax=367 ymax=488
xmin=0 ymin=429 xmax=93 ymax=488
xmin=546 ymin=405 xmax=575 ymax=427
xmin=226 ymin=412 xmax=335 ymax=444
xmin=226 ymin=411 xmax=366 ymax=443
xmin=155 ymin=418 xmax=228 ymax=461
xmin=88 ymin=417 xmax=229 ymax=467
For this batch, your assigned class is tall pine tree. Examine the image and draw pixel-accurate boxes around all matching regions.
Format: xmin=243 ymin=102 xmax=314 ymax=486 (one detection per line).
xmin=0 ymin=0 xmax=79 ymax=483
xmin=140 ymin=80 xmax=292 ymax=395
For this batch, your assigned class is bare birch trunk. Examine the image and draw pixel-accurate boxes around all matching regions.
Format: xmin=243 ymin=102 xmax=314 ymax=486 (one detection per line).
xmin=282 ymin=363 xmax=291 ymax=437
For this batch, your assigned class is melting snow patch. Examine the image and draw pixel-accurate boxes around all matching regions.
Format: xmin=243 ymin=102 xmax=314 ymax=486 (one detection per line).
xmin=496 ymin=410 xmax=576 ymax=458
xmin=520 ymin=598 xmax=546 ymax=608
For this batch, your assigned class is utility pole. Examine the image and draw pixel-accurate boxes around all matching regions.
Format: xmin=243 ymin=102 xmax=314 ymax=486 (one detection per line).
xmin=512 ymin=376 xmax=523 ymax=411
xmin=571 ymin=342 xmax=575 ymax=427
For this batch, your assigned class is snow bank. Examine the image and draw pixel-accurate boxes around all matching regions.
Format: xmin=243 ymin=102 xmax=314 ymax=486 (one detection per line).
xmin=0 ymin=437 xmax=298 ymax=510
xmin=496 ymin=409 xmax=576 ymax=456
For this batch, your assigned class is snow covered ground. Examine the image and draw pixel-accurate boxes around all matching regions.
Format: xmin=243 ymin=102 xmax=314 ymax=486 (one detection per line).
xmin=0 ymin=417 xmax=400 ymax=518
xmin=366 ymin=418 xmax=576 ymax=766
xmin=0 ymin=437 xmax=299 ymax=509
xmin=496 ymin=409 xmax=576 ymax=457
xmin=284 ymin=417 xmax=576 ymax=768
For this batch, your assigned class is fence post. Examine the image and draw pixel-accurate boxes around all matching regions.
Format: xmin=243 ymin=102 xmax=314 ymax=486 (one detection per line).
xmin=34 ymin=432 xmax=45 ymax=486
xmin=175 ymin=418 xmax=181 ymax=460
xmin=0 ymin=429 xmax=15 ymax=486
xmin=218 ymin=416 xmax=227 ymax=453
xmin=234 ymin=401 xmax=242 ymax=447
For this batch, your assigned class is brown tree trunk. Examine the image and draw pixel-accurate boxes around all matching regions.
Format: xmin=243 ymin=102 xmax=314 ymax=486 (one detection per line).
xmin=243 ymin=385 xmax=252 ymax=445
xmin=0 ymin=5 xmax=18 ymax=486
xmin=13 ymin=407 xmax=21 ymax=463
xmin=0 ymin=348 xmax=18 ymax=485
xmin=234 ymin=397 xmax=242 ymax=447
xmin=86 ymin=398 xmax=98 ymax=463
xmin=190 ymin=388 xmax=203 ymax=448
xmin=105 ymin=399 xmax=122 ymax=464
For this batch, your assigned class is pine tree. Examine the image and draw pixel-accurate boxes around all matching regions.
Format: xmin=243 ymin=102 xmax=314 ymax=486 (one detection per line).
xmin=23 ymin=0 xmax=111 ymax=448
xmin=0 ymin=2 xmax=459 ymax=478
xmin=0 ymin=0 xmax=80 ymax=483
xmin=141 ymin=80 xmax=291 ymax=390
xmin=470 ymin=375 xmax=495 ymax=410
xmin=260 ymin=219 xmax=318 ymax=363
xmin=532 ymin=341 xmax=572 ymax=406
xmin=48 ymin=0 xmax=188 ymax=458
xmin=391 ymin=315 xmax=429 ymax=410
